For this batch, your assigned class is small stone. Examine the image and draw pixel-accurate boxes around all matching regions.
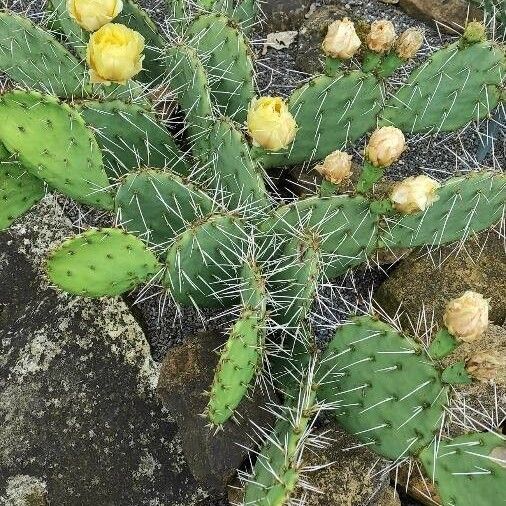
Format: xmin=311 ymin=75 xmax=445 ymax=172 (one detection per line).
xmin=157 ymin=331 xmax=276 ymax=493
xmin=398 ymin=0 xmax=483 ymax=34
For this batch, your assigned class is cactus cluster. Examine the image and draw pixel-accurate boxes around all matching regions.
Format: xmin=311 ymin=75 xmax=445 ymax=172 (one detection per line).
xmin=0 ymin=0 xmax=505 ymax=505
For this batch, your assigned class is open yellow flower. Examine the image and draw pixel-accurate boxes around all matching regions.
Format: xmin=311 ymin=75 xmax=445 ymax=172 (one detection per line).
xmin=86 ymin=23 xmax=144 ymax=85
xmin=247 ymin=97 xmax=297 ymax=151
xmin=68 ymin=0 xmax=123 ymax=32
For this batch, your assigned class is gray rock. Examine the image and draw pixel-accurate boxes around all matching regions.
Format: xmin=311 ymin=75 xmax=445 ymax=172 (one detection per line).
xmin=0 ymin=197 xmax=206 ymax=506
xmin=1 ymin=475 xmax=48 ymax=506
xmin=261 ymin=0 xmax=313 ymax=32
xmin=157 ymin=331 xmax=277 ymax=493
xmin=295 ymin=3 xmax=349 ymax=74
xmin=398 ymin=0 xmax=483 ymax=33
xmin=374 ymin=232 xmax=506 ymax=328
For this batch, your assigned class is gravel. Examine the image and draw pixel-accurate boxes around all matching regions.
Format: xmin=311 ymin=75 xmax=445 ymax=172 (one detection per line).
xmin=1 ymin=1 xmax=503 ymax=504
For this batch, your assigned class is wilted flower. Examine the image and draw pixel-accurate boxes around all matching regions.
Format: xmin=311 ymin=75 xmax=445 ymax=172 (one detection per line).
xmin=247 ymin=97 xmax=297 ymax=151
xmin=322 ymin=18 xmax=361 ymax=59
xmin=443 ymin=291 xmax=489 ymax=343
xmin=68 ymin=0 xmax=123 ymax=32
xmin=315 ymin=150 xmax=353 ymax=184
xmin=390 ymin=175 xmax=440 ymax=214
xmin=466 ymin=350 xmax=506 ymax=383
xmin=86 ymin=23 xmax=145 ymax=85
xmin=396 ymin=28 xmax=424 ymax=59
xmin=367 ymin=20 xmax=396 ymax=53
xmin=366 ymin=126 xmax=405 ymax=167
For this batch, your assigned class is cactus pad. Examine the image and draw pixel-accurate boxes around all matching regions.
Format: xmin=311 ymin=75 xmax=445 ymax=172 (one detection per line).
xmin=420 ymin=431 xmax=506 ymax=506
xmin=115 ymin=169 xmax=216 ymax=249
xmin=380 ymin=172 xmax=506 ymax=249
xmin=165 ymin=45 xmax=214 ymax=157
xmin=0 ymin=12 xmax=88 ymax=97
xmin=0 ymin=91 xmax=113 ymax=209
xmin=380 ymin=40 xmax=505 ymax=133
xmin=47 ymin=228 xmax=161 ymax=297
xmin=263 ymin=195 xmax=379 ymax=279
xmin=78 ymin=100 xmax=188 ymax=178
xmin=203 ymin=118 xmax=268 ymax=213
xmin=163 ymin=213 xmax=246 ymax=307
xmin=256 ymin=71 xmax=382 ymax=168
xmin=185 ymin=13 xmax=255 ymax=122
xmin=0 ymin=155 xmax=45 ymax=230
xmin=318 ymin=316 xmax=448 ymax=461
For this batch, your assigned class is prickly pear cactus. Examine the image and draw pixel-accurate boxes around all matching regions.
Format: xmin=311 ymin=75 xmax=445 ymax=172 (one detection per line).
xmin=47 ymin=228 xmax=161 ymax=297
xmin=318 ymin=316 xmax=448 ymax=460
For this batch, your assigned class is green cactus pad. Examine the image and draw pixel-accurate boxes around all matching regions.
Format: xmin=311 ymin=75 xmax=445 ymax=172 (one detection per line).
xmin=420 ymin=431 xmax=506 ymax=506
xmin=47 ymin=228 xmax=161 ymax=297
xmin=244 ymin=382 xmax=318 ymax=505
xmin=0 ymin=91 xmax=113 ymax=209
xmin=185 ymin=13 xmax=255 ymax=122
xmin=115 ymin=0 xmax=167 ymax=83
xmin=0 ymin=12 xmax=89 ymax=97
xmin=380 ymin=172 xmax=506 ymax=249
xmin=0 ymin=155 xmax=45 ymax=230
xmin=262 ymin=195 xmax=379 ymax=279
xmin=207 ymin=309 xmax=265 ymax=425
xmin=165 ymin=45 xmax=214 ymax=157
xmin=45 ymin=0 xmax=88 ymax=58
xmin=163 ymin=213 xmax=246 ymax=307
xmin=318 ymin=316 xmax=448 ymax=461
xmin=228 ymin=0 xmax=259 ymax=34
xmin=115 ymin=168 xmax=216 ymax=249
xmin=256 ymin=71 xmax=382 ymax=168
xmin=203 ymin=118 xmax=268 ymax=214
xmin=380 ymin=41 xmax=505 ymax=133
xmin=78 ymin=100 xmax=188 ymax=178
xmin=240 ymin=258 xmax=267 ymax=311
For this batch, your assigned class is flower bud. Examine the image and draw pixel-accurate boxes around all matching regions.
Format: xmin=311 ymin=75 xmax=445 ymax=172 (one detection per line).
xmin=390 ymin=175 xmax=440 ymax=214
xmin=463 ymin=21 xmax=486 ymax=44
xmin=86 ymin=23 xmax=145 ymax=85
xmin=247 ymin=97 xmax=297 ymax=152
xmin=466 ymin=350 xmax=506 ymax=383
xmin=315 ymin=150 xmax=353 ymax=185
xmin=366 ymin=126 xmax=405 ymax=167
xmin=396 ymin=28 xmax=424 ymax=59
xmin=322 ymin=18 xmax=362 ymax=59
xmin=443 ymin=291 xmax=489 ymax=343
xmin=67 ymin=0 xmax=123 ymax=32
xmin=489 ymin=446 xmax=506 ymax=468
xmin=367 ymin=20 xmax=396 ymax=54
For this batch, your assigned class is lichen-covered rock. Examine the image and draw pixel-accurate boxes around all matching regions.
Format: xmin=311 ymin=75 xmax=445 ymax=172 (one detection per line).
xmin=375 ymin=233 xmax=506 ymax=327
xmin=1 ymin=475 xmax=48 ymax=506
xmin=0 ymin=198 xmax=206 ymax=505
xmin=157 ymin=331 xmax=276 ymax=493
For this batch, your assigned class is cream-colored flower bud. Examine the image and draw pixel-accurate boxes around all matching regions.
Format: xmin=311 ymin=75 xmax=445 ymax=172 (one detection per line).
xmin=86 ymin=23 xmax=145 ymax=85
xmin=443 ymin=291 xmax=489 ymax=343
xmin=390 ymin=175 xmax=440 ymax=214
xmin=466 ymin=350 xmax=506 ymax=383
xmin=247 ymin=97 xmax=297 ymax=151
xmin=366 ymin=126 xmax=405 ymax=167
xmin=489 ymin=446 xmax=506 ymax=468
xmin=68 ymin=0 xmax=123 ymax=32
xmin=396 ymin=28 xmax=424 ymax=59
xmin=367 ymin=20 xmax=396 ymax=54
xmin=322 ymin=18 xmax=362 ymax=59
xmin=315 ymin=150 xmax=353 ymax=185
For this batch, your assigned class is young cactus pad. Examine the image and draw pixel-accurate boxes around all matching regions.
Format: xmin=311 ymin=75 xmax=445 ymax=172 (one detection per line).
xmin=0 ymin=91 xmax=113 ymax=210
xmin=318 ymin=316 xmax=448 ymax=461
xmin=163 ymin=213 xmax=247 ymax=307
xmin=47 ymin=228 xmax=161 ymax=297
xmin=0 ymin=11 xmax=89 ymax=97
xmin=185 ymin=13 xmax=255 ymax=122
xmin=115 ymin=168 xmax=216 ymax=249
xmin=380 ymin=38 xmax=505 ymax=133
xmin=78 ymin=100 xmax=188 ymax=178
xmin=380 ymin=172 xmax=506 ymax=249
xmin=256 ymin=71 xmax=382 ymax=168
xmin=0 ymin=152 xmax=45 ymax=231
xmin=419 ymin=431 xmax=506 ymax=506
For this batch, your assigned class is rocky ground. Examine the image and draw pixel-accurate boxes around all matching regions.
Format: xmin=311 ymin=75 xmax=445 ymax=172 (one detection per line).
xmin=0 ymin=0 xmax=505 ymax=505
